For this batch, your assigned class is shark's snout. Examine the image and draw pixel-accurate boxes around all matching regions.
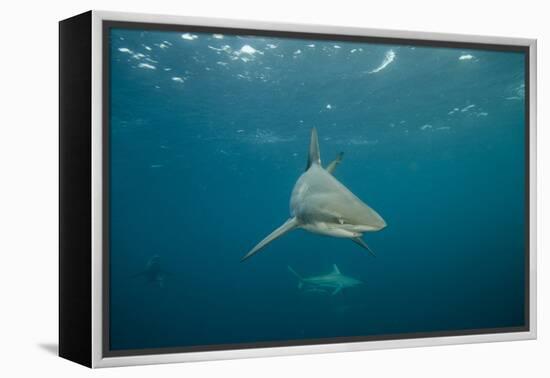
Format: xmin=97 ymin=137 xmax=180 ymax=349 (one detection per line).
xmin=367 ymin=210 xmax=387 ymax=231
xmin=375 ymin=217 xmax=387 ymax=230
xmin=353 ymin=212 xmax=386 ymax=232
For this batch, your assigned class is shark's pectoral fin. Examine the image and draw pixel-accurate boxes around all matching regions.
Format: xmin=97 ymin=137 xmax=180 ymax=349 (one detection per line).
xmin=352 ymin=237 xmax=376 ymax=257
xmin=326 ymin=152 xmax=344 ymax=174
xmin=288 ymin=266 xmax=305 ymax=289
xmin=331 ymin=285 xmax=343 ymax=296
xmin=241 ymin=217 xmax=299 ymax=262
xmin=288 ymin=266 xmax=302 ymax=280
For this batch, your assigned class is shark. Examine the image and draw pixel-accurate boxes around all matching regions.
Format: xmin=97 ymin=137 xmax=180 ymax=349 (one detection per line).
xmin=241 ymin=127 xmax=386 ymax=261
xmin=131 ymin=255 xmax=167 ymax=287
xmin=288 ymin=265 xmax=363 ymax=296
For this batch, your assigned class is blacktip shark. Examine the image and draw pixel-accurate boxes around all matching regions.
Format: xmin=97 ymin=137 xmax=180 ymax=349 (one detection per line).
xmin=288 ymin=265 xmax=363 ymax=296
xmin=241 ymin=128 xmax=386 ymax=261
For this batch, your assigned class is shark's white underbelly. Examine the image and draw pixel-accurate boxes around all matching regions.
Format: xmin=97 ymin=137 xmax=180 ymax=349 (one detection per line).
xmin=300 ymin=222 xmax=361 ymax=238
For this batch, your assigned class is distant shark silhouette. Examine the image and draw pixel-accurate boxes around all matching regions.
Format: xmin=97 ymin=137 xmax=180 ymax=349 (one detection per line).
xmin=241 ymin=128 xmax=386 ymax=261
xmin=288 ymin=265 xmax=363 ymax=296
xmin=131 ymin=255 xmax=167 ymax=287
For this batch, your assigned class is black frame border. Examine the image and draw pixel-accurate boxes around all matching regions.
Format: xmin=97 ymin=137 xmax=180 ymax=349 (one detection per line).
xmin=59 ymin=11 xmax=93 ymax=367
xmin=101 ymin=19 xmax=531 ymax=358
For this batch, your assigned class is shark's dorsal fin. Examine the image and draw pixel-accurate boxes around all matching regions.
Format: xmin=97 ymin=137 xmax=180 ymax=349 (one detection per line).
xmin=332 ymin=264 xmax=341 ymax=275
xmin=306 ymin=128 xmax=321 ymax=170
xmin=326 ymin=152 xmax=344 ymax=174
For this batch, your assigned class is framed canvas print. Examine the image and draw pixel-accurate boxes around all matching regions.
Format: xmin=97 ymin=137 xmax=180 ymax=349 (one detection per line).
xmin=59 ymin=10 xmax=537 ymax=368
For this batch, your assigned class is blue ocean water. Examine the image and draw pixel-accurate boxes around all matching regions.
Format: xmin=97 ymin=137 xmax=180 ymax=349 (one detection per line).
xmin=108 ymin=28 xmax=526 ymax=351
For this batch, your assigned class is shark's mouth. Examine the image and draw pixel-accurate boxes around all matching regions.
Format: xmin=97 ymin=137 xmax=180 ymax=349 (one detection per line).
xmin=300 ymin=222 xmax=363 ymax=238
